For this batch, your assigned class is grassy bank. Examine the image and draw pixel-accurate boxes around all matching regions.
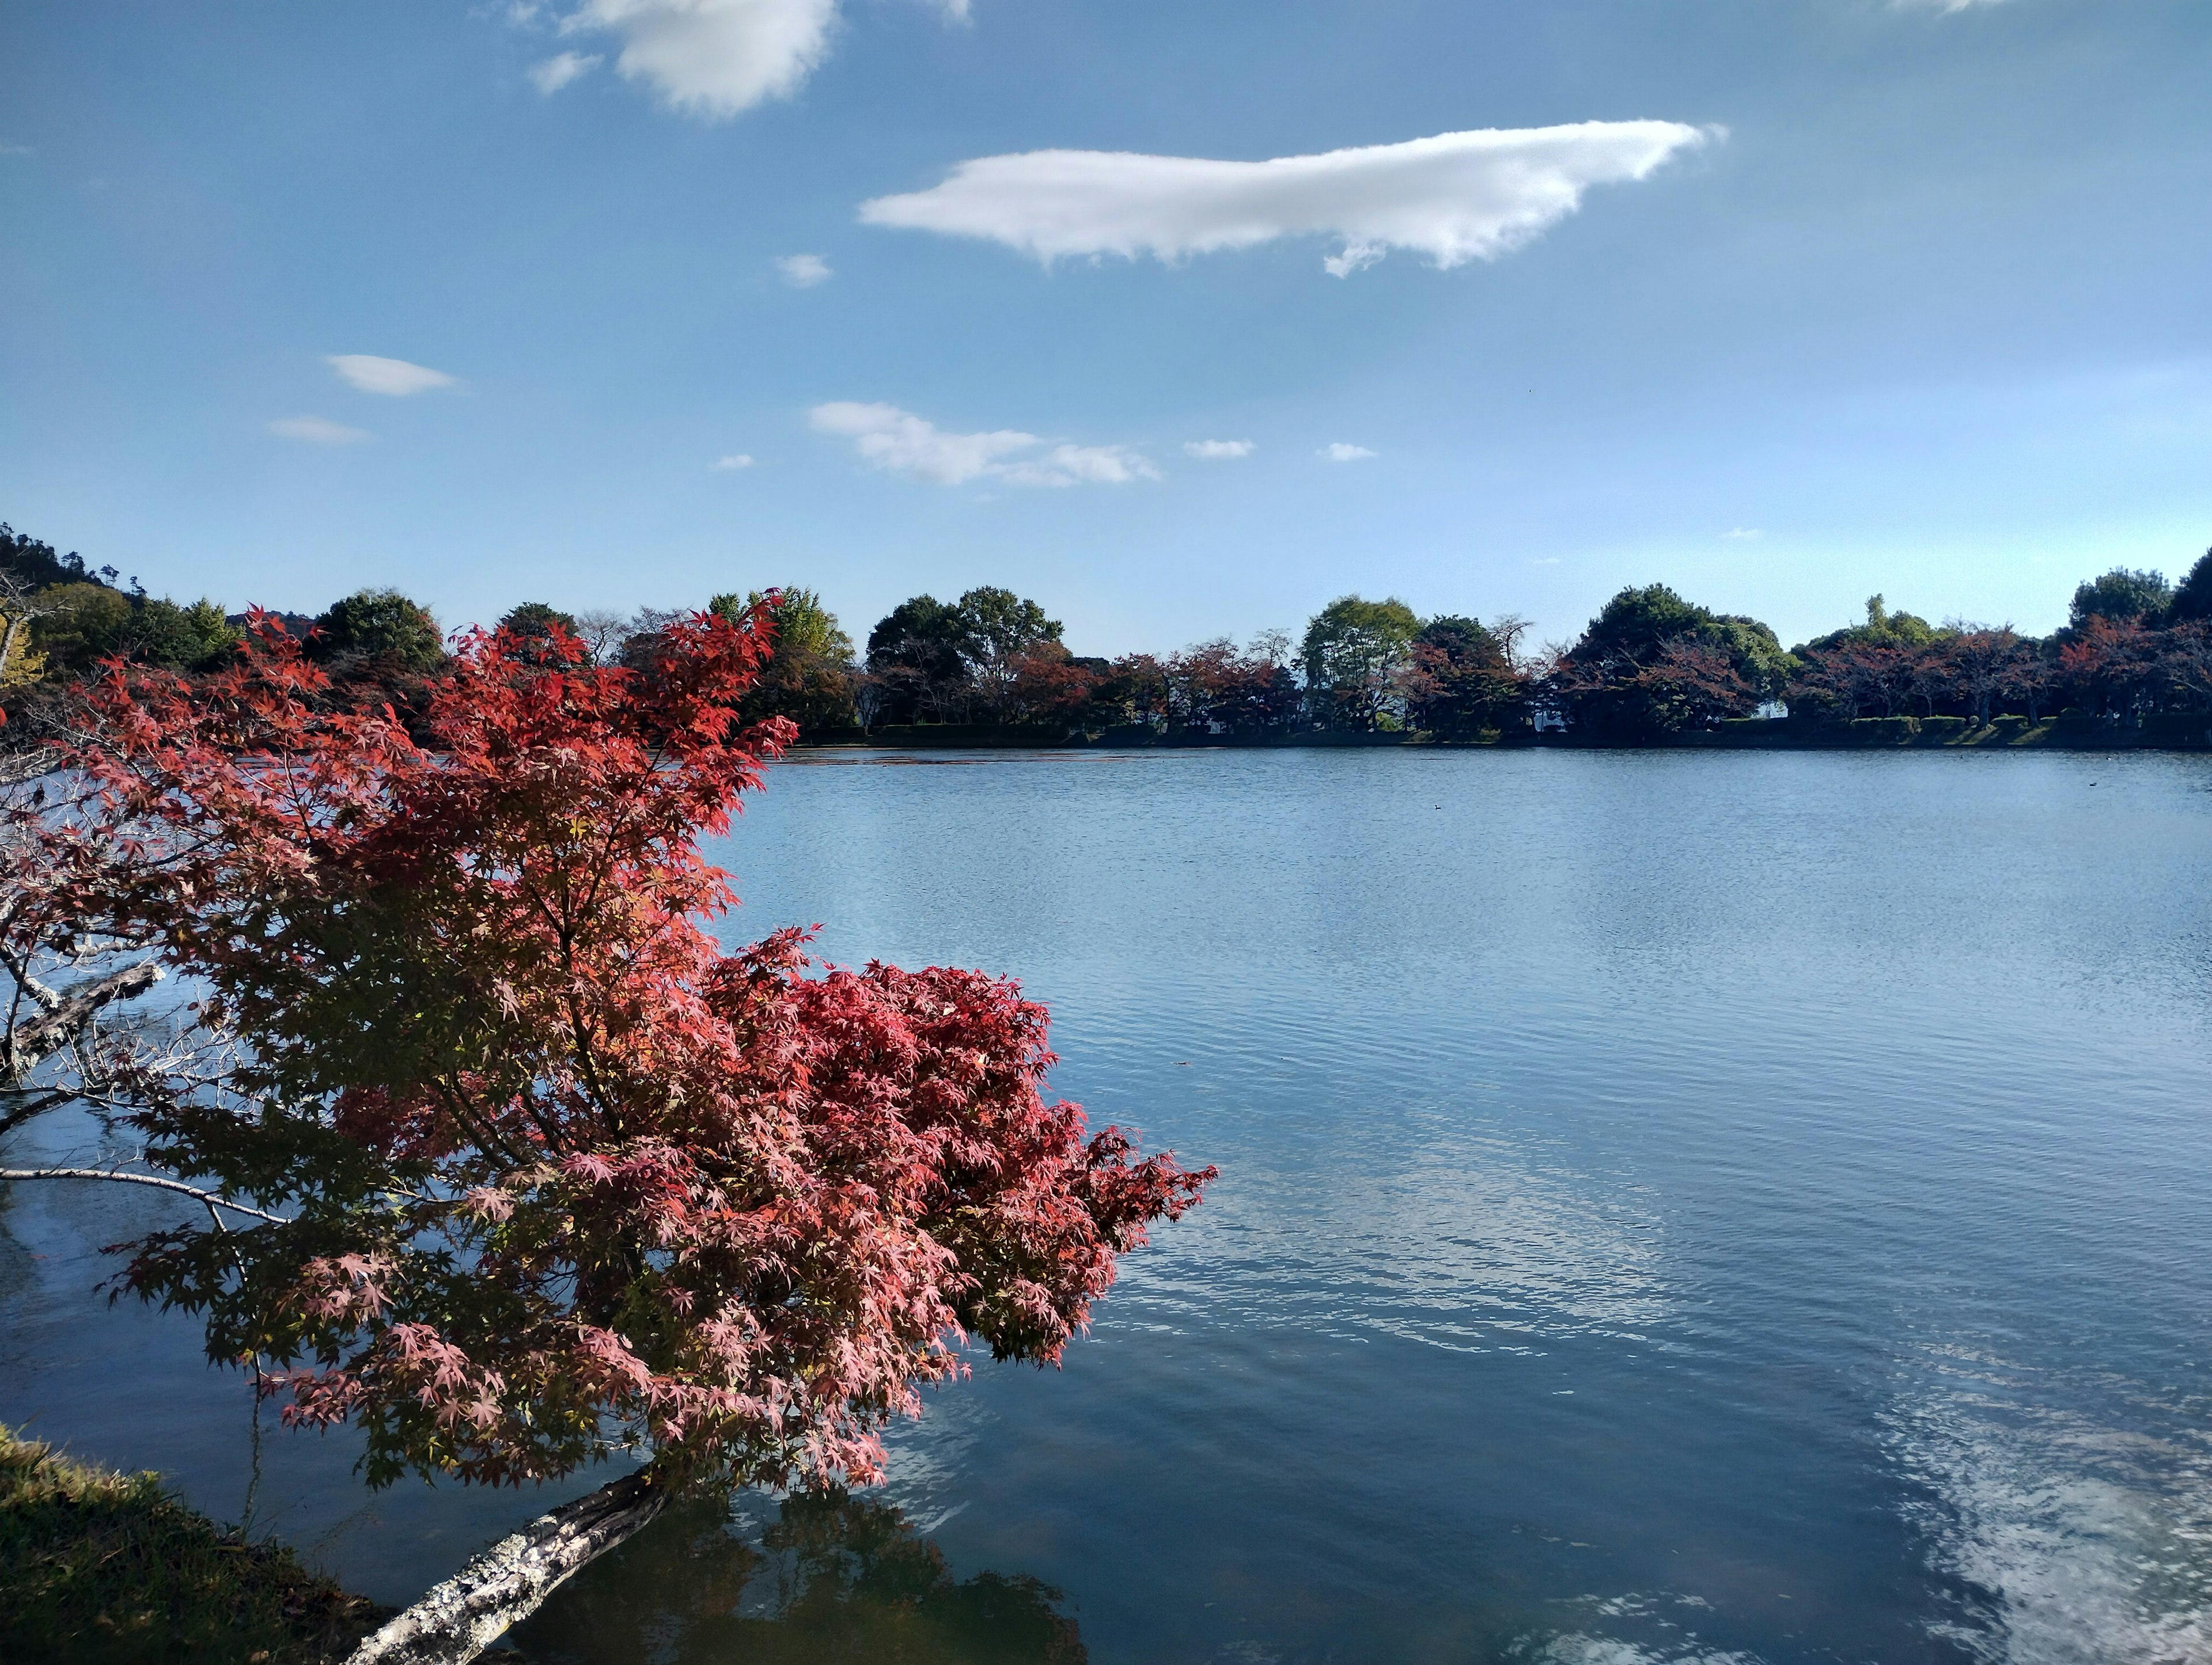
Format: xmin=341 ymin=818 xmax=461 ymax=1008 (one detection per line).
xmin=0 ymin=1425 xmax=388 ymax=1664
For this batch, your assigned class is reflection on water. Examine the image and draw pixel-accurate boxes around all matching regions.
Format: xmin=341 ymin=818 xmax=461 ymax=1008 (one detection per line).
xmin=508 ymin=1488 xmax=1085 ymax=1664
xmin=1118 ymin=1122 xmax=1672 ymax=1357
xmin=1887 ymin=1344 xmax=2212 ymax=1665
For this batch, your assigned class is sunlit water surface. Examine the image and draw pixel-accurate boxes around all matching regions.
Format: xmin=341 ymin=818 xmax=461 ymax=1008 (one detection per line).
xmin=5 ymin=749 xmax=2210 ymax=1663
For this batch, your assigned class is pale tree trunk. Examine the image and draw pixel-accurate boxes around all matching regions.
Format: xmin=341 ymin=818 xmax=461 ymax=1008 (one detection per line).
xmin=344 ymin=1469 xmax=667 ymax=1665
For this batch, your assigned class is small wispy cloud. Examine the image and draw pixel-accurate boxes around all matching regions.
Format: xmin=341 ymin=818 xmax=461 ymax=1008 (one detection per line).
xmin=1002 ymin=443 xmax=1161 ymax=487
xmin=861 ymin=122 xmax=1712 ymax=276
xmin=778 ymin=253 xmax=834 ymax=288
xmin=557 ymin=0 xmax=838 ymax=119
xmin=512 ymin=0 xmax=968 ymax=120
xmin=0 ymin=144 xmax=33 ymax=158
xmin=530 ymin=51 xmax=602 ymax=94
xmin=1895 ymin=0 xmax=2011 ymax=10
xmin=1724 ymin=526 xmax=1763 ymax=541
xmin=1321 ymin=442 xmax=1376 ymax=462
xmin=1184 ymin=439 xmax=1255 ymax=460
xmin=711 ymin=453 xmax=757 ymax=470
xmin=269 ymin=415 xmax=372 ymax=446
xmin=809 ymin=401 xmax=1160 ymax=488
xmin=328 ymin=354 xmax=459 ymax=397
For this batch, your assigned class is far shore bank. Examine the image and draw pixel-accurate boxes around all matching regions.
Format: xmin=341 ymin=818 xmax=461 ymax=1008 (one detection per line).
xmin=794 ymin=713 xmax=2212 ymax=754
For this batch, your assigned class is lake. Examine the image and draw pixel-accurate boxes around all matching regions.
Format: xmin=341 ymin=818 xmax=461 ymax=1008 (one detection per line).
xmin=5 ymin=749 xmax=2210 ymax=1663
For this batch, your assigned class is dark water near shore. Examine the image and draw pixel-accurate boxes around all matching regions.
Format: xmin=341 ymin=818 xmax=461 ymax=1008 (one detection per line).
xmin=6 ymin=750 xmax=2212 ymax=1663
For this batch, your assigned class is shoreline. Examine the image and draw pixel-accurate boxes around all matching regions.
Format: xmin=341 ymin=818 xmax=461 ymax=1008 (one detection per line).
xmin=794 ymin=713 xmax=2212 ymax=754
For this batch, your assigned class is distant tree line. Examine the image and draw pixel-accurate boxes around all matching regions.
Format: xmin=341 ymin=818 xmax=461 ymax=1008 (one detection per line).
xmin=6 ymin=515 xmax=2211 ymax=749
xmin=820 ymin=555 xmax=2212 ymax=743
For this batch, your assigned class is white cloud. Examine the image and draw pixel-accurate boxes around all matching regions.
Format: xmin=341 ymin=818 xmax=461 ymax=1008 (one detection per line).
xmin=778 ymin=252 xmax=833 ymax=287
xmin=808 ymin=401 xmax=1160 ymax=488
xmin=999 ymin=443 xmax=1160 ymax=488
xmin=810 ymin=401 xmax=1029 ymax=484
xmin=1724 ymin=526 xmax=1763 ymax=541
xmin=269 ymin=416 xmax=372 ymax=446
xmin=860 ymin=122 xmax=1711 ymax=276
xmin=1184 ymin=438 xmax=1255 ymax=460
xmin=559 ymin=0 xmax=838 ymax=118
xmin=328 ymin=354 xmax=458 ymax=397
xmin=711 ymin=453 xmax=757 ymax=469
xmin=1321 ymin=442 xmax=1376 ymax=462
xmin=529 ymin=51 xmax=602 ymax=93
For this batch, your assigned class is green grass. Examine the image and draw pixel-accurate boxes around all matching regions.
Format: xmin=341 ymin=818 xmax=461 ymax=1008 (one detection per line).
xmin=0 ymin=1425 xmax=389 ymax=1664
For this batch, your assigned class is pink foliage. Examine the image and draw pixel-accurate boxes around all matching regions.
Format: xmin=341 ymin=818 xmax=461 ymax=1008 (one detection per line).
xmin=54 ymin=609 xmax=1212 ymax=1492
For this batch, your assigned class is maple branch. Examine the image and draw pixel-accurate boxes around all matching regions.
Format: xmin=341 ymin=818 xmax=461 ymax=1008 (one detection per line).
xmin=430 ymin=1077 xmax=534 ymax=1171
xmin=0 ymin=1166 xmax=286 ymax=1224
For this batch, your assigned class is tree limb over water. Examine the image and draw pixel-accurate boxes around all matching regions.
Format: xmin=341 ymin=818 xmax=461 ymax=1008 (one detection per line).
xmin=344 ymin=1470 xmax=666 ymax=1665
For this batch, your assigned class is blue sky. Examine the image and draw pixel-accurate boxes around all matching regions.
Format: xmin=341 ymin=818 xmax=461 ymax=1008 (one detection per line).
xmin=2 ymin=0 xmax=2207 ymax=654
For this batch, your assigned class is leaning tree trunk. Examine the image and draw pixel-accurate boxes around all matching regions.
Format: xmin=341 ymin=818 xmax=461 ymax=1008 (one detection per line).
xmin=344 ymin=1469 xmax=668 ymax=1665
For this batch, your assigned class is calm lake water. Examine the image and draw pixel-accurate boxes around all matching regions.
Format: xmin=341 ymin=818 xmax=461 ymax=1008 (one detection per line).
xmin=5 ymin=749 xmax=2211 ymax=1663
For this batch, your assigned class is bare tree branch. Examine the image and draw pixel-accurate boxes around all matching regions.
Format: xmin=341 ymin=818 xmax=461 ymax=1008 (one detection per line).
xmin=0 ymin=1166 xmax=286 ymax=1225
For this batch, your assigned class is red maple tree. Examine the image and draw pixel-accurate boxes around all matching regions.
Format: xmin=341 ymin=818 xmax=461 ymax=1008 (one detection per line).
xmin=20 ymin=606 xmax=1210 ymax=1652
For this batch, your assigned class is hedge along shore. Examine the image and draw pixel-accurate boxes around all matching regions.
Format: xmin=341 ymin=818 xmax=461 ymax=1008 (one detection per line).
xmin=0 ymin=1424 xmax=391 ymax=1664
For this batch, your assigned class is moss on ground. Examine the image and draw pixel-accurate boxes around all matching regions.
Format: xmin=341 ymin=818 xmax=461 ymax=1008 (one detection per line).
xmin=0 ymin=1425 xmax=389 ymax=1664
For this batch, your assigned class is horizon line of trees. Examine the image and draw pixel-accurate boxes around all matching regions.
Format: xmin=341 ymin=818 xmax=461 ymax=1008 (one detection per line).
xmin=8 ymin=519 xmax=2211 ymax=746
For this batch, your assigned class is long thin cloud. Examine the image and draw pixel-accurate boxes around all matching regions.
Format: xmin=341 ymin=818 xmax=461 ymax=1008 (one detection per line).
xmin=809 ymin=402 xmax=1159 ymax=487
xmin=861 ymin=122 xmax=1712 ymax=275
xmin=328 ymin=355 xmax=458 ymax=396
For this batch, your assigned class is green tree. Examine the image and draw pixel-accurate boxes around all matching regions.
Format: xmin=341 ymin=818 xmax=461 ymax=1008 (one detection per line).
xmin=498 ymin=601 xmax=579 ymax=638
xmin=28 ymin=583 xmax=133 ymax=673
xmin=711 ymin=589 xmax=859 ymax=737
xmin=1301 ymin=596 xmax=1421 ymax=730
xmin=1795 ymin=594 xmax=1947 ymax=656
xmin=2069 ymin=568 xmax=2171 ymax=628
xmin=124 ymin=597 xmax=240 ymax=672
xmin=2165 ymin=550 xmax=2212 ymax=624
xmin=952 ymin=587 xmax=1062 ymax=723
xmin=863 ymin=589 xmax=1063 ymax=725
xmin=1556 ymin=584 xmax=1790 ymax=738
xmin=865 ymin=596 xmax=969 ymax=723
xmin=310 ymin=587 xmax=446 ymax=670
